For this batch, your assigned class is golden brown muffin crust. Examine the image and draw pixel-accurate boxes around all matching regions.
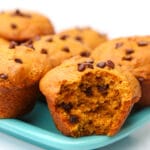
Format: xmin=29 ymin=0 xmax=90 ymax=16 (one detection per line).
xmin=0 ymin=9 xmax=55 ymax=41
xmin=31 ymin=34 xmax=92 ymax=70
xmin=91 ymin=36 xmax=150 ymax=108
xmin=59 ymin=27 xmax=107 ymax=49
xmin=40 ymin=56 xmax=141 ymax=137
xmin=0 ymin=40 xmax=53 ymax=118
xmin=92 ymin=36 xmax=150 ymax=79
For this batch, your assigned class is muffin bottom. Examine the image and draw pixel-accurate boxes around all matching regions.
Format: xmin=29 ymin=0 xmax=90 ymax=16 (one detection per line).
xmin=0 ymin=84 xmax=38 ymax=118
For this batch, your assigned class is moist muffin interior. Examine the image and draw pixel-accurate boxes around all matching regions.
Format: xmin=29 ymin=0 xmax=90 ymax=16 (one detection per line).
xmin=56 ymin=71 xmax=125 ymax=137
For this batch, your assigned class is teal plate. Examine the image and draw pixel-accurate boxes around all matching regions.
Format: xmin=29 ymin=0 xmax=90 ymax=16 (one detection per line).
xmin=0 ymin=101 xmax=150 ymax=150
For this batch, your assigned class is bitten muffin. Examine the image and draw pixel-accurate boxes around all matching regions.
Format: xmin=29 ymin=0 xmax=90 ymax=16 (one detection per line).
xmin=30 ymin=34 xmax=91 ymax=70
xmin=91 ymin=36 xmax=150 ymax=109
xmin=0 ymin=41 xmax=51 ymax=118
xmin=0 ymin=9 xmax=54 ymax=41
xmin=40 ymin=56 xmax=141 ymax=137
xmin=58 ymin=27 xmax=107 ymax=49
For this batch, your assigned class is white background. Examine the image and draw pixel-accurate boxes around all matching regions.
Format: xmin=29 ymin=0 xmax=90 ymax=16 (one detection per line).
xmin=0 ymin=0 xmax=150 ymax=149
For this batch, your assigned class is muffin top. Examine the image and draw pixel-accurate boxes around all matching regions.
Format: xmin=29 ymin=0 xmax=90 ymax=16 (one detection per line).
xmin=30 ymin=34 xmax=91 ymax=69
xmin=0 ymin=9 xmax=54 ymax=41
xmin=92 ymin=36 xmax=150 ymax=81
xmin=40 ymin=56 xmax=141 ymax=104
xmin=0 ymin=41 xmax=50 ymax=88
xmin=58 ymin=27 xmax=107 ymax=49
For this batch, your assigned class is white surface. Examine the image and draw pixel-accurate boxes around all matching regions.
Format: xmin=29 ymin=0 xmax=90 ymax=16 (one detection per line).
xmin=0 ymin=0 xmax=150 ymax=149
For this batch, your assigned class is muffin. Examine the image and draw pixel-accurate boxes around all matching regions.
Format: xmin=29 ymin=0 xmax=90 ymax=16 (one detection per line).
xmin=40 ymin=56 xmax=141 ymax=137
xmin=30 ymin=34 xmax=91 ymax=70
xmin=58 ymin=27 xmax=107 ymax=49
xmin=0 ymin=9 xmax=54 ymax=41
xmin=0 ymin=41 xmax=51 ymax=118
xmin=91 ymin=36 xmax=150 ymax=109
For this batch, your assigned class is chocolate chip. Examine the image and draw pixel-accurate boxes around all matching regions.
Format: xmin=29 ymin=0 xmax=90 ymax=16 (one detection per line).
xmin=9 ymin=41 xmax=18 ymax=49
xmin=77 ymin=61 xmax=94 ymax=72
xmin=60 ymin=35 xmax=68 ymax=40
xmin=58 ymin=102 xmax=73 ymax=112
xmin=46 ymin=37 xmax=53 ymax=42
xmin=0 ymin=73 xmax=8 ymax=80
xmin=80 ymin=51 xmax=90 ymax=57
xmin=106 ymin=60 xmax=115 ymax=69
xmin=41 ymin=48 xmax=48 ymax=54
xmin=12 ymin=9 xmax=31 ymax=18
xmin=115 ymin=42 xmax=123 ymax=49
xmin=14 ymin=58 xmax=23 ymax=64
xmin=96 ymin=61 xmax=106 ymax=68
xmin=86 ymin=63 xmax=94 ymax=69
xmin=137 ymin=76 xmax=145 ymax=82
xmin=75 ymin=36 xmax=83 ymax=42
xmin=84 ymin=61 xmax=94 ymax=68
xmin=62 ymin=47 xmax=70 ymax=53
xmin=78 ymin=63 xmax=86 ymax=72
xmin=125 ymin=49 xmax=134 ymax=55
xmin=24 ymin=42 xmax=35 ymax=49
xmin=11 ymin=23 xmax=17 ymax=29
xmin=14 ymin=9 xmax=21 ymax=15
xmin=122 ymin=56 xmax=133 ymax=61
xmin=88 ymin=120 xmax=93 ymax=125
xmin=96 ymin=76 xmax=103 ymax=81
xmin=15 ymin=9 xmax=21 ymax=14
xmin=69 ymin=115 xmax=79 ymax=124
xmin=97 ymin=84 xmax=109 ymax=95
xmin=137 ymin=41 xmax=148 ymax=46
xmin=84 ymin=87 xmax=93 ymax=96
xmin=79 ymin=84 xmax=93 ymax=96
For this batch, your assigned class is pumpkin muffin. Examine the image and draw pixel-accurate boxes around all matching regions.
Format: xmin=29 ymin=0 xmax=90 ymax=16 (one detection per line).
xmin=40 ymin=56 xmax=141 ymax=137
xmin=0 ymin=9 xmax=54 ymax=41
xmin=58 ymin=27 xmax=107 ymax=49
xmin=92 ymin=36 xmax=150 ymax=109
xmin=0 ymin=40 xmax=51 ymax=118
xmin=30 ymin=34 xmax=91 ymax=70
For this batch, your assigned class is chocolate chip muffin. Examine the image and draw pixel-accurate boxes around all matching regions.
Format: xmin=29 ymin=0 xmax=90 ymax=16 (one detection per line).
xmin=0 ymin=40 xmax=52 ymax=118
xmin=0 ymin=9 xmax=54 ymax=41
xmin=92 ymin=36 xmax=150 ymax=109
xmin=40 ymin=56 xmax=141 ymax=137
xmin=58 ymin=27 xmax=107 ymax=49
xmin=30 ymin=34 xmax=91 ymax=70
